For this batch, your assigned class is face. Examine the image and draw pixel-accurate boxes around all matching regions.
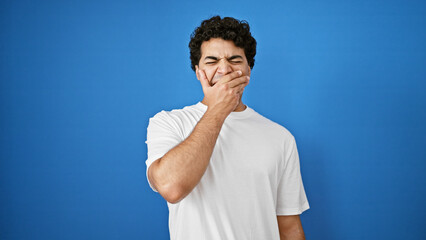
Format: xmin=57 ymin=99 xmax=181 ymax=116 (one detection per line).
xmin=195 ymin=38 xmax=251 ymax=86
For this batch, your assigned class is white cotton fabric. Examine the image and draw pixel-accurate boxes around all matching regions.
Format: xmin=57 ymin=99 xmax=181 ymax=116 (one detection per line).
xmin=145 ymin=102 xmax=309 ymax=240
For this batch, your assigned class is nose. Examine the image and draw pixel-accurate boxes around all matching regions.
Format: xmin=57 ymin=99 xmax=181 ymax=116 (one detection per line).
xmin=216 ymin=59 xmax=233 ymax=75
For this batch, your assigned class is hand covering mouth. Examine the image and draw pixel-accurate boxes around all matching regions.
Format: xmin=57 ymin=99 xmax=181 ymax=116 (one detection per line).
xmin=211 ymin=75 xmax=222 ymax=86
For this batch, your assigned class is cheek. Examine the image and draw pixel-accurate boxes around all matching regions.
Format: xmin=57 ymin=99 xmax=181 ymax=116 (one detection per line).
xmin=244 ymin=65 xmax=251 ymax=76
xmin=236 ymin=67 xmax=250 ymax=76
xmin=204 ymin=69 xmax=217 ymax=81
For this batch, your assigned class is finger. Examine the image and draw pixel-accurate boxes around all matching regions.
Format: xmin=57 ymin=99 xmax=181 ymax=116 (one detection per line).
xmin=228 ymin=76 xmax=250 ymax=88
xmin=236 ymin=81 xmax=248 ymax=94
xmin=198 ymin=69 xmax=211 ymax=89
xmin=217 ymin=70 xmax=242 ymax=85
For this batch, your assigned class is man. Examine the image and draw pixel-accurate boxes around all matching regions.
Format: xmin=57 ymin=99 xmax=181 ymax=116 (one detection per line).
xmin=145 ymin=16 xmax=309 ymax=240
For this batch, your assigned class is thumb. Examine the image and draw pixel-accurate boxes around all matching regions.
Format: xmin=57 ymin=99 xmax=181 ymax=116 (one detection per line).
xmin=198 ymin=69 xmax=211 ymax=90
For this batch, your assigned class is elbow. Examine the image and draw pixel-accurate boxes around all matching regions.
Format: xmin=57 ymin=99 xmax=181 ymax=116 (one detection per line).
xmin=148 ymin=159 xmax=187 ymax=204
xmin=160 ymin=185 xmax=186 ymax=204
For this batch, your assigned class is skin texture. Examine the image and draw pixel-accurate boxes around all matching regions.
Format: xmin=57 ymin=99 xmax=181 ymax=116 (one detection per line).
xmin=277 ymin=215 xmax=306 ymax=240
xmin=148 ymin=38 xmax=305 ymax=238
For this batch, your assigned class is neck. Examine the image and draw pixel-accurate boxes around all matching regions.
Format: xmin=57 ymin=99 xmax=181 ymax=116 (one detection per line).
xmin=233 ymin=101 xmax=247 ymax=112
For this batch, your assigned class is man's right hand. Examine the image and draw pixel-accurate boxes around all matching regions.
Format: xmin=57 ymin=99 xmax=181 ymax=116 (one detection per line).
xmin=197 ymin=69 xmax=250 ymax=117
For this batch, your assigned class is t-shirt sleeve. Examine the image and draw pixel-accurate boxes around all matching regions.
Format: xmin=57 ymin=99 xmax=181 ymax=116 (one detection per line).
xmin=145 ymin=111 xmax=183 ymax=192
xmin=276 ymin=136 xmax=310 ymax=215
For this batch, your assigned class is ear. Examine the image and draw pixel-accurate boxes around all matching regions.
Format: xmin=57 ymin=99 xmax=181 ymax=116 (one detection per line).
xmin=195 ymin=65 xmax=200 ymax=80
xmin=248 ymin=66 xmax=251 ymax=76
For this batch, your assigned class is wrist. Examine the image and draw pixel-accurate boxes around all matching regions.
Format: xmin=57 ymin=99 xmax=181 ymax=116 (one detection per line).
xmin=205 ymin=105 xmax=229 ymax=122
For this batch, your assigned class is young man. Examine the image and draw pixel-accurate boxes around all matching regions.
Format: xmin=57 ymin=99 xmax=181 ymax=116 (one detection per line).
xmin=145 ymin=16 xmax=309 ymax=240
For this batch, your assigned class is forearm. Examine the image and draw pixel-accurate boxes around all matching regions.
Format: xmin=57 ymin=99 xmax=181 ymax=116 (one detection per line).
xmin=152 ymin=106 xmax=227 ymax=202
xmin=280 ymin=232 xmax=305 ymax=240
xmin=278 ymin=215 xmax=305 ymax=240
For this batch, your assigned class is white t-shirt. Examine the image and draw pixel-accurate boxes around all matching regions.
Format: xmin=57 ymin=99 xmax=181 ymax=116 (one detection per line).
xmin=145 ymin=102 xmax=309 ymax=240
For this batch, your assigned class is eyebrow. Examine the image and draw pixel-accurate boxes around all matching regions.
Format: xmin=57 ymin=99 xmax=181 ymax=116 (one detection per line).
xmin=204 ymin=55 xmax=243 ymax=61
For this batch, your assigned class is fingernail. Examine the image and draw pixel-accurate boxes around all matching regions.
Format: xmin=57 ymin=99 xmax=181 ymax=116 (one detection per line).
xmin=247 ymin=76 xmax=250 ymax=80
xmin=237 ymin=71 xmax=242 ymax=75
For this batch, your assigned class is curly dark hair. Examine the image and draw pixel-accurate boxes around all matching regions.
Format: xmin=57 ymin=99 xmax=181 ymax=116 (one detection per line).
xmin=189 ymin=16 xmax=257 ymax=71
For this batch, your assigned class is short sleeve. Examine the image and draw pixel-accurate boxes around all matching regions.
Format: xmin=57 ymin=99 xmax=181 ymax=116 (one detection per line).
xmin=145 ymin=111 xmax=183 ymax=192
xmin=276 ymin=136 xmax=310 ymax=215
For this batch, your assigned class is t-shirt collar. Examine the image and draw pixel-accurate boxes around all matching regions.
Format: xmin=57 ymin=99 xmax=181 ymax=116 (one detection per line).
xmin=194 ymin=101 xmax=254 ymax=119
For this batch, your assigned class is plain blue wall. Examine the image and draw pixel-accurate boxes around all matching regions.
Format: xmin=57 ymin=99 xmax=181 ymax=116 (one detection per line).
xmin=1 ymin=0 xmax=425 ymax=239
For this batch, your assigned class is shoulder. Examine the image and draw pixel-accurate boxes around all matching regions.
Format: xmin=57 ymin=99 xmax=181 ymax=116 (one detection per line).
xmin=149 ymin=103 xmax=201 ymax=123
xmin=147 ymin=104 xmax=204 ymax=138
xmin=249 ymin=109 xmax=295 ymax=142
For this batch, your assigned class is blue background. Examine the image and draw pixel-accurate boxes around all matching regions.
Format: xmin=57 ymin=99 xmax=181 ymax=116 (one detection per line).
xmin=1 ymin=0 xmax=425 ymax=239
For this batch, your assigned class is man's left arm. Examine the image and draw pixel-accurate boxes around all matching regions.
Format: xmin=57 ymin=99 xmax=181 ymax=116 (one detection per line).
xmin=277 ymin=215 xmax=305 ymax=240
